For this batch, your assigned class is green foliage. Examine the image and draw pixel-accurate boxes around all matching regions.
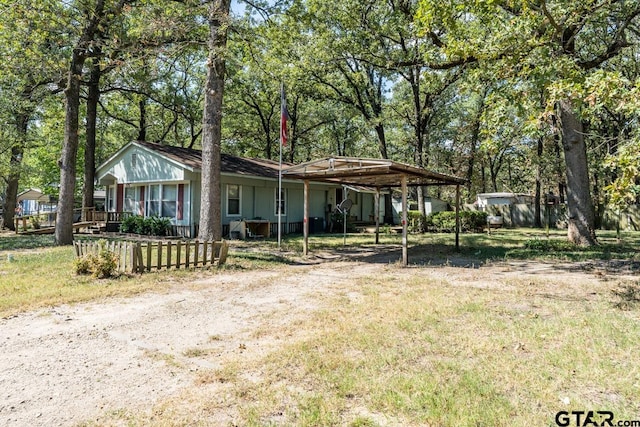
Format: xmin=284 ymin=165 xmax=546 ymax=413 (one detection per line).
xmin=120 ymin=215 xmax=142 ymax=234
xmin=427 ymin=210 xmax=487 ymax=232
xmin=462 ymin=210 xmax=488 ymax=231
xmin=148 ymin=216 xmax=172 ymax=236
xmin=428 ymin=211 xmax=457 ymax=232
xmin=74 ymin=240 xmax=119 ymax=279
xmin=29 ymin=216 xmax=41 ymax=229
xmin=406 ymin=210 xmax=426 ymax=232
xmin=120 ymin=215 xmax=172 ymax=236
xmin=73 ymin=256 xmax=93 ymax=275
xmin=604 ymin=139 xmax=640 ymax=210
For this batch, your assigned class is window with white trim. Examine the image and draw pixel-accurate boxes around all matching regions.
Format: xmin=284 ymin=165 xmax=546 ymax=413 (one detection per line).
xmin=107 ymin=186 xmax=116 ymax=212
xmin=146 ymin=184 xmax=179 ymax=219
xmin=162 ymin=185 xmax=177 ymax=219
xmin=227 ymin=184 xmax=241 ymax=216
xmin=148 ymin=184 xmax=160 ymax=217
xmin=125 ymin=186 xmax=145 ymax=215
xmin=275 ymin=188 xmax=286 ymax=216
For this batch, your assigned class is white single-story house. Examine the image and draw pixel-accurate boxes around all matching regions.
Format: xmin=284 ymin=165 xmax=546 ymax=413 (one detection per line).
xmin=96 ymin=141 xmax=382 ymax=237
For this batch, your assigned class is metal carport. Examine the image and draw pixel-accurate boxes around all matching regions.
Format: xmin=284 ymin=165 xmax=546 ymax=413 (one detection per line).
xmin=282 ymin=157 xmax=467 ymax=266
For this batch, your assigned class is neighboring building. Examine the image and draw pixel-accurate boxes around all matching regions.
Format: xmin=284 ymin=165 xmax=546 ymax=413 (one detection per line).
xmin=476 ymin=192 xmax=535 ymax=210
xmin=391 ymin=195 xmax=448 ymax=223
xmin=16 ymin=188 xmax=56 ymax=216
xmin=476 ymin=192 xmax=536 ymax=227
xmin=96 ymin=141 xmax=381 ymax=237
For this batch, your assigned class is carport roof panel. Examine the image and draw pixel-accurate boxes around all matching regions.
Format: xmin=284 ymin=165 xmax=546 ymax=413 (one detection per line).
xmin=282 ymin=157 xmax=466 ymax=187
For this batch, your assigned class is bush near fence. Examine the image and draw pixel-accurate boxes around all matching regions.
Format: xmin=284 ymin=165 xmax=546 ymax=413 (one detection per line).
xmin=120 ymin=215 xmax=173 ymax=236
xmin=74 ymin=239 xmax=228 ymax=274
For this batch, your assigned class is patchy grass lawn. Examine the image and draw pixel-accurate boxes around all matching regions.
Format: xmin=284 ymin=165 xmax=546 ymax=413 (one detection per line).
xmin=3 ymin=229 xmax=640 ymax=426
xmin=225 ymin=272 xmax=640 ymax=426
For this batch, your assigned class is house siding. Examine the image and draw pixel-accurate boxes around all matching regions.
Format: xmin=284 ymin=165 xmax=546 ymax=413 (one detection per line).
xmin=97 ymin=142 xmax=362 ymax=237
xmin=103 ymin=147 xmax=188 ymax=184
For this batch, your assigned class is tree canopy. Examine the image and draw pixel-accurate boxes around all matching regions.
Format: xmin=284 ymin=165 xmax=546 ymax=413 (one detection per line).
xmin=1 ymin=0 xmax=638 ymax=244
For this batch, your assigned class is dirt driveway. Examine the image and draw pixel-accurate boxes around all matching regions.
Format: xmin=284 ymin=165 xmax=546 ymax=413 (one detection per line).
xmin=0 ymin=248 xmax=635 ymax=426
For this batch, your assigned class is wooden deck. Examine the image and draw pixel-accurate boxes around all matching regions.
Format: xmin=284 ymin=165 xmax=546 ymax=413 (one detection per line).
xmin=14 ymin=208 xmax=125 ymax=235
xmin=18 ymin=221 xmax=105 ymax=235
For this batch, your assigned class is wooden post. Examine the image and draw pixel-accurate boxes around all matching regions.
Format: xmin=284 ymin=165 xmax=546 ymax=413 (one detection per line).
xmin=136 ymin=242 xmax=143 ymax=273
xmin=455 ymin=184 xmax=461 ymax=252
xmin=129 ymin=242 xmax=136 ymax=273
xmin=203 ymin=241 xmax=209 ymax=266
xmin=167 ymin=241 xmax=172 ymax=270
xmin=176 ymin=241 xmax=182 ymax=269
xmin=218 ymin=241 xmax=228 ymax=266
xmin=117 ymin=241 xmax=123 ymax=271
xmin=185 ymin=241 xmax=191 ymax=268
xmin=157 ymin=241 xmax=162 ymax=271
xmin=303 ymin=180 xmax=309 ymax=256
xmin=146 ymin=242 xmax=152 ymax=272
xmin=375 ymin=188 xmax=380 ymax=245
xmin=212 ymin=241 xmax=221 ymax=264
xmin=194 ymin=240 xmax=199 ymax=266
xmin=401 ymin=175 xmax=408 ymax=267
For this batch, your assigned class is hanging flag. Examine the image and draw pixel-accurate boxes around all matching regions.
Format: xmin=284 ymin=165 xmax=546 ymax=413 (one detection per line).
xmin=280 ymin=84 xmax=290 ymax=146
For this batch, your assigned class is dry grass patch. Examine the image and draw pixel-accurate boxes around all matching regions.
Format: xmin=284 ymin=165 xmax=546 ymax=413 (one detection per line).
xmin=224 ymin=272 xmax=640 ymax=426
xmin=77 ymin=260 xmax=640 ymax=426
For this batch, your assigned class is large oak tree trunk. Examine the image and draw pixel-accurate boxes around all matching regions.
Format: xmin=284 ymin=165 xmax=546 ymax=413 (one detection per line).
xmin=198 ymin=0 xmax=230 ymax=242
xmin=83 ymin=59 xmax=101 ymax=219
xmin=56 ymin=51 xmax=85 ymax=245
xmin=55 ymin=0 xmax=124 ymax=245
xmin=3 ymin=100 xmax=30 ymax=230
xmin=558 ymin=100 xmax=597 ymax=246
xmin=2 ymin=144 xmax=25 ymax=231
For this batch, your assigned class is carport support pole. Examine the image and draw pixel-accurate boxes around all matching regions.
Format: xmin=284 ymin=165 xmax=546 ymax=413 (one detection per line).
xmin=374 ymin=188 xmax=380 ymax=245
xmin=401 ymin=174 xmax=408 ymax=266
xmin=455 ymin=184 xmax=460 ymax=252
xmin=303 ymin=180 xmax=309 ymax=256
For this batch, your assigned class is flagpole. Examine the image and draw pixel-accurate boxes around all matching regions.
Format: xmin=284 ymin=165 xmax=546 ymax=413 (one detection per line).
xmin=277 ymin=82 xmax=283 ymax=249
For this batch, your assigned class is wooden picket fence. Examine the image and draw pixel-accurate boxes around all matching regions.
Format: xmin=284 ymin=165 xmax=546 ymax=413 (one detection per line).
xmin=74 ymin=239 xmax=229 ymax=273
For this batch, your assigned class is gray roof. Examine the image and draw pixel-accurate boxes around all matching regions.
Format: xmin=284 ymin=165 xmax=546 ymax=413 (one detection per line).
xmin=135 ymin=141 xmax=288 ymax=180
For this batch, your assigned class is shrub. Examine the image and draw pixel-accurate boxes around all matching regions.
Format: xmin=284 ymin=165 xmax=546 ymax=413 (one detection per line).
xmin=74 ymin=240 xmax=119 ymax=278
xmin=407 ymin=210 xmax=425 ymax=232
xmin=120 ymin=215 xmax=172 ymax=236
xmin=148 ymin=216 xmax=172 ymax=236
xmin=30 ymin=216 xmax=41 ymax=229
xmin=120 ymin=215 xmax=138 ymax=234
xmin=429 ymin=211 xmax=457 ymax=232
xmin=427 ymin=210 xmax=488 ymax=233
xmin=73 ymin=255 xmax=94 ymax=275
xmin=460 ymin=210 xmax=488 ymax=232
